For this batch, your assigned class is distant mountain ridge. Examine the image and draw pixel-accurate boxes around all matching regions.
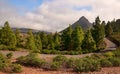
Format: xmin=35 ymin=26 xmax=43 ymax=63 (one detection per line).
xmin=12 ymin=28 xmax=51 ymax=34
xmin=61 ymin=16 xmax=93 ymax=32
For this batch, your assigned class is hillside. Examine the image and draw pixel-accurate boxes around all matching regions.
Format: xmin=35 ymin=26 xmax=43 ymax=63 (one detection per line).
xmin=61 ymin=16 xmax=92 ymax=32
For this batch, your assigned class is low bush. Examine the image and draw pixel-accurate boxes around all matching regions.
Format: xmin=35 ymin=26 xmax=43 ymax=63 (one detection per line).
xmin=16 ymin=53 xmax=46 ymax=68
xmin=68 ymin=51 xmax=82 ymax=55
xmin=53 ymin=55 xmax=68 ymax=68
xmin=74 ymin=58 xmax=101 ymax=72
xmin=0 ymin=45 xmax=16 ymax=51
xmin=108 ymin=57 xmax=120 ymax=67
xmin=66 ymin=58 xmax=75 ymax=68
xmin=0 ymin=53 xmax=8 ymax=71
xmin=10 ymin=64 xmax=22 ymax=73
xmin=74 ymin=59 xmax=86 ymax=72
xmin=50 ymin=61 xmax=61 ymax=70
xmin=0 ymin=45 xmax=8 ymax=50
xmin=91 ymin=54 xmax=104 ymax=60
xmin=6 ymin=52 xmax=13 ymax=59
xmin=50 ymin=50 xmax=60 ymax=54
xmin=40 ymin=49 xmax=51 ymax=54
xmin=103 ymin=52 xmax=114 ymax=57
xmin=113 ymin=47 xmax=120 ymax=57
xmin=100 ymin=59 xmax=113 ymax=67
xmin=0 ymin=52 xmax=22 ymax=73
xmin=53 ymin=55 xmax=68 ymax=63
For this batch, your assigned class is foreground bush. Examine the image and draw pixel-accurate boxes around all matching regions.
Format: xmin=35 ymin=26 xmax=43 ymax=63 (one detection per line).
xmin=16 ymin=53 xmax=46 ymax=67
xmin=74 ymin=58 xmax=101 ymax=72
xmin=66 ymin=58 xmax=75 ymax=68
xmin=11 ymin=64 xmax=22 ymax=73
xmin=100 ymin=59 xmax=113 ymax=67
xmin=53 ymin=55 xmax=68 ymax=63
xmin=53 ymin=55 xmax=68 ymax=68
xmin=108 ymin=57 xmax=120 ymax=67
xmin=50 ymin=61 xmax=61 ymax=70
xmin=0 ymin=52 xmax=22 ymax=73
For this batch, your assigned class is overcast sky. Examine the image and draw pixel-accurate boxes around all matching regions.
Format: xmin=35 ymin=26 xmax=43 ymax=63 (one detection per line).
xmin=0 ymin=0 xmax=120 ymax=32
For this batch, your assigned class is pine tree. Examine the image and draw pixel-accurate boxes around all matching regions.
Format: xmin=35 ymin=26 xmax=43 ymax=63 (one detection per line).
xmin=1 ymin=21 xmax=16 ymax=49
xmin=40 ymin=32 xmax=48 ymax=49
xmin=26 ymin=30 xmax=36 ymax=50
xmin=105 ymin=22 xmax=113 ymax=36
xmin=53 ymin=32 xmax=60 ymax=50
xmin=72 ymin=25 xmax=84 ymax=51
xmin=82 ymin=30 xmax=96 ymax=53
xmin=61 ymin=25 xmax=73 ymax=50
xmin=34 ymin=33 xmax=42 ymax=50
xmin=47 ymin=33 xmax=55 ymax=50
xmin=92 ymin=16 xmax=105 ymax=49
xmin=101 ymin=21 xmax=106 ymax=37
xmin=111 ymin=19 xmax=116 ymax=32
xmin=15 ymin=29 xmax=21 ymax=47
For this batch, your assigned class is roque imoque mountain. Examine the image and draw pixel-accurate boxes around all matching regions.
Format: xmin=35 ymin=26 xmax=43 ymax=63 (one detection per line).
xmin=61 ymin=16 xmax=93 ymax=32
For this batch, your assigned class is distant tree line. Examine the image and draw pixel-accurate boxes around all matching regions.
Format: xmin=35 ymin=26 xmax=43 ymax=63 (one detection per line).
xmin=0 ymin=16 xmax=116 ymax=54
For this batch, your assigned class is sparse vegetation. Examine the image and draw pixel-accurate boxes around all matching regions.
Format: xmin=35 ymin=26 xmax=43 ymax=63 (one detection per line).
xmin=0 ymin=52 xmax=22 ymax=73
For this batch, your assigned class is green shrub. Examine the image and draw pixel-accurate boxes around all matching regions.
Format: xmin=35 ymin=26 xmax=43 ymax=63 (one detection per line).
xmin=50 ymin=50 xmax=60 ymax=54
xmin=83 ymin=58 xmax=101 ymax=72
xmin=0 ymin=45 xmax=8 ymax=50
xmin=74 ymin=58 xmax=101 ymax=72
xmin=74 ymin=59 xmax=86 ymax=72
xmin=6 ymin=52 xmax=13 ymax=59
xmin=91 ymin=54 xmax=104 ymax=59
xmin=11 ymin=64 xmax=22 ymax=73
xmin=103 ymin=52 xmax=114 ymax=57
xmin=50 ymin=62 xmax=61 ymax=70
xmin=113 ymin=47 xmax=120 ymax=57
xmin=0 ymin=52 xmax=22 ymax=73
xmin=7 ymin=46 xmax=16 ymax=51
xmin=108 ymin=57 xmax=120 ymax=67
xmin=16 ymin=53 xmax=46 ymax=67
xmin=66 ymin=58 xmax=75 ymax=68
xmin=40 ymin=49 xmax=51 ymax=54
xmin=100 ymin=59 xmax=113 ymax=67
xmin=0 ymin=53 xmax=9 ymax=71
xmin=16 ymin=56 xmax=26 ymax=64
xmin=53 ymin=55 xmax=68 ymax=64
xmin=68 ymin=51 xmax=82 ymax=55
xmin=53 ymin=55 xmax=68 ymax=68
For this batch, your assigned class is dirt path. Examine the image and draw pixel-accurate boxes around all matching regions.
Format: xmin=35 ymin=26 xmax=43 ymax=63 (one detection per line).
xmin=0 ymin=50 xmax=93 ymax=62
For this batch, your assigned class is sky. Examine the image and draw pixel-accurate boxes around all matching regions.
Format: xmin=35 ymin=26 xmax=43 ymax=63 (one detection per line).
xmin=0 ymin=0 xmax=120 ymax=32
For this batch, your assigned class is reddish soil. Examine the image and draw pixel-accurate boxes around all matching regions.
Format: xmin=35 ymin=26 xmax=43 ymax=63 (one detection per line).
xmin=0 ymin=66 xmax=120 ymax=74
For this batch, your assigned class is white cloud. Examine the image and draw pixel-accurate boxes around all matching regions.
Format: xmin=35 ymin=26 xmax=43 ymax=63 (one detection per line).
xmin=0 ymin=0 xmax=120 ymax=32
